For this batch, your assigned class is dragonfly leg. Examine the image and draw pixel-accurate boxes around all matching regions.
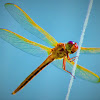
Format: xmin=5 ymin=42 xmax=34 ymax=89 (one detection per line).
xmin=69 ymin=56 xmax=79 ymax=62
xmin=62 ymin=56 xmax=66 ymax=70
xmin=62 ymin=57 xmax=75 ymax=79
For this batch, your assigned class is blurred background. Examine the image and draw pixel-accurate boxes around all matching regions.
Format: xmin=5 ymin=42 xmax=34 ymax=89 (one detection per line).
xmin=0 ymin=0 xmax=100 ymax=100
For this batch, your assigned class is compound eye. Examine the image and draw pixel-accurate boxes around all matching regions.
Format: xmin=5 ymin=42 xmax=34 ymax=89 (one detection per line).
xmin=68 ymin=41 xmax=74 ymax=45
xmin=74 ymin=43 xmax=78 ymax=48
xmin=71 ymin=42 xmax=78 ymax=53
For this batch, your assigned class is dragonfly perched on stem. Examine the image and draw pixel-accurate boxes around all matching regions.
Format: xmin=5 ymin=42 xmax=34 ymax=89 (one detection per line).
xmin=0 ymin=3 xmax=100 ymax=95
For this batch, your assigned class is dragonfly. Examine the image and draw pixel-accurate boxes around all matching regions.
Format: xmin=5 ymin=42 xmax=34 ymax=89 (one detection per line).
xmin=0 ymin=3 xmax=100 ymax=95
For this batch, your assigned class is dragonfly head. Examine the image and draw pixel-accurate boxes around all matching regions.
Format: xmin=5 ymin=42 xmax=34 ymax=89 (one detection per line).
xmin=65 ymin=41 xmax=78 ymax=54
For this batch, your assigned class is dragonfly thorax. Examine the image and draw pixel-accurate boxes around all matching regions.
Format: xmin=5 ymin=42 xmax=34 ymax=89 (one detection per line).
xmin=51 ymin=43 xmax=68 ymax=59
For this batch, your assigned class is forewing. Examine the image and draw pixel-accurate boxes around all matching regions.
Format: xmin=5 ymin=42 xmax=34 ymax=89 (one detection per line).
xmin=4 ymin=3 xmax=58 ymax=47
xmin=81 ymin=47 xmax=100 ymax=54
xmin=53 ymin=58 xmax=100 ymax=83
xmin=0 ymin=29 xmax=51 ymax=57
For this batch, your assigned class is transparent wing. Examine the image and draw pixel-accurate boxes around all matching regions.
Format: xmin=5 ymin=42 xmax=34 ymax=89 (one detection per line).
xmin=0 ymin=29 xmax=51 ymax=56
xmin=81 ymin=47 xmax=100 ymax=54
xmin=53 ymin=58 xmax=100 ymax=83
xmin=4 ymin=3 xmax=58 ymax=47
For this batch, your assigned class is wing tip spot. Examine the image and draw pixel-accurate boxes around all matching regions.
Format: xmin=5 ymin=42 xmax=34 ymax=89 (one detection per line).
xmin=5 ymin=3 xmax=15 ymax=8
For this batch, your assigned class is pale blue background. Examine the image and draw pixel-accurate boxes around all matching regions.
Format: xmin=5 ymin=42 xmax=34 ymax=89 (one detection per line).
xmin=0 ymin=0 xmax=100 ymax=100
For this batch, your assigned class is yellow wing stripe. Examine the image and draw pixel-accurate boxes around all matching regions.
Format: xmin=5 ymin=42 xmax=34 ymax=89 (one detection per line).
xmin=0 ymin=28 xmax=51 ymax=56
xmin=81 ymin=47 xmax=100 ymax=54
xmin=66 ymin=58 xmax=100 ymax=83
xmin=76 ymin=64 xmax=100 ymax=82
xmin=4 ymin=29 xmax=50 ymax=51
xmin=5 ymin=3 xmax=58 ymax=47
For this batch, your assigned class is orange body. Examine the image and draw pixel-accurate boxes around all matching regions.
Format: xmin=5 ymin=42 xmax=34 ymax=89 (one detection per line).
xmin=0 ymin=3 xmax=100 ymax=95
